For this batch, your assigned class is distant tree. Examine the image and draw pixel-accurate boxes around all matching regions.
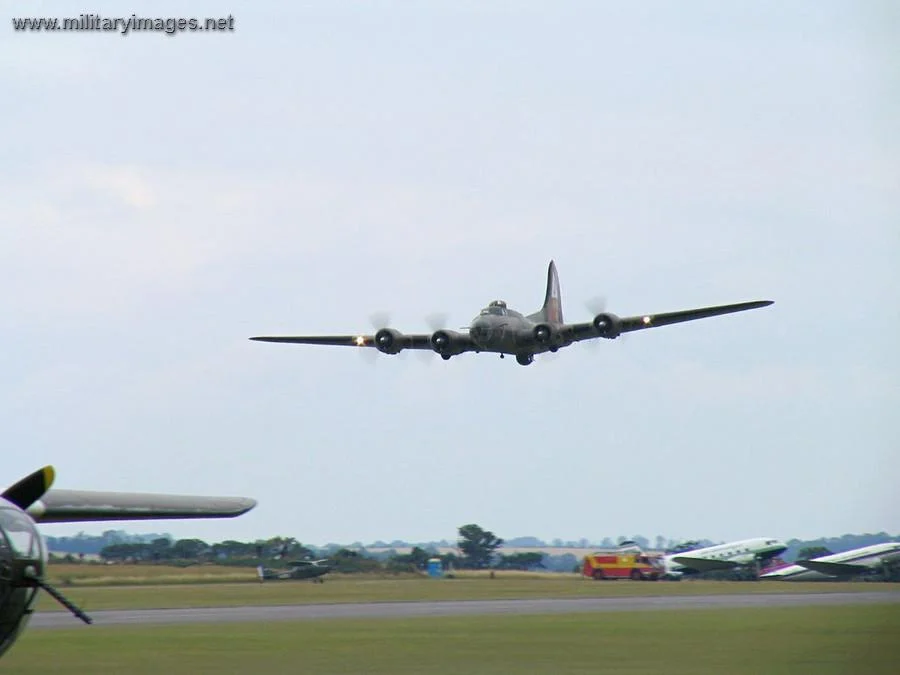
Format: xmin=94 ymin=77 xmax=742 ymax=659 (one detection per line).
xmin=387 ymin=546 xmax=431 ymax=572
xmin=497 ymin=552 xmax=545 ymax=571
xmin=440 ymin=551 xmax=461 ymax=571
xmin=171 ymin=539 xmax=209 ymax=560
xmin=262 ymin=537 xmax=312 ymax=561
xmin=211 ymin=540 xmax=256 ymax=559
xmin=797 ymin=546 xmax=832 ymax=560
xmin=149 ymin=537 xmax=172 ymax=562
xmin=458 ymin=524 xmax=503 ymax=569
xmin=328 ymin=548 xmax=381 ymax=574
xmin=100 ymin=542 xmax=150 ymax=562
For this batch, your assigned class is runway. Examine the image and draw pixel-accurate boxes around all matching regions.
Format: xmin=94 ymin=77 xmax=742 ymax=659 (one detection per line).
xmin=30 ymin=591 xmax=900 ymax=629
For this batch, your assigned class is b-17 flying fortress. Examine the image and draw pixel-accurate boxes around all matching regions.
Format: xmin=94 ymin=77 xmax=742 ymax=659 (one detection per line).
xmin=250 ymin=261 xmax=774 ymax=366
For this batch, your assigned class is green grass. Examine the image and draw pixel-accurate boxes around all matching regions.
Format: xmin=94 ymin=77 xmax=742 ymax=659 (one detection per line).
xmin=9 ymin=605 xmax=900 ymax=674
xmin=35 ymin=576 xmax=897 ymax=612
xmin=47 ymin=562 xmax=262 ymax=586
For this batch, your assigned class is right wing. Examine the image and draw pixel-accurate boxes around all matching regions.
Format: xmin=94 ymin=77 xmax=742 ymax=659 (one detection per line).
xmin=568 ymin=300 xmax=773 ymax=342
xmin=794 ymin=560 xmax=871 ymax=576
xmin=26 ymin=489 xmax=257 ymax=523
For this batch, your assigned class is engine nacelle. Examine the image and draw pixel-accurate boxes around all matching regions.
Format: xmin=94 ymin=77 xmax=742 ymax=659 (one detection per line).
xmin=532 ymin=323 xmax=560 ymax=346
xmin=373 ymin=328 xmax=404 ymax=354
xmin=592 ymin=312 xmax=622 ymax=339
xmin=430 ymin=329 xmax=466 ymax=357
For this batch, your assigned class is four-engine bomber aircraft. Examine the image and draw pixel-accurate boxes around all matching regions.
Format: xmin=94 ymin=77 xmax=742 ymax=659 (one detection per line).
xmin=250 ymin=261 xmax=773 ymax=365
xmin=0 ymin=466 xmax=256 ymax=659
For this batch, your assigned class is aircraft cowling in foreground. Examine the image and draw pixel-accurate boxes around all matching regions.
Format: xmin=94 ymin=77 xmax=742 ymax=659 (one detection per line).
xmin=251 ymin=261 xmax=773 ymax=366
xmin=0 ymin=466 xmax=256 ymax=659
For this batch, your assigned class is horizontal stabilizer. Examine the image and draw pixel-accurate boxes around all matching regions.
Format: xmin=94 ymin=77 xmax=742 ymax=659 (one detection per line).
xmin=672 ymin=556 xmax=740 ymax=573
xmin=795 ymin=560 xmax=871 ymax=576
xmin=26 ymin=489 xmax=257 ymax=523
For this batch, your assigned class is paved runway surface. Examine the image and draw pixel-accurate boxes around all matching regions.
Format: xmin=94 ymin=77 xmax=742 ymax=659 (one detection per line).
xmin=31 ymin=591 xmax=900 ymax=629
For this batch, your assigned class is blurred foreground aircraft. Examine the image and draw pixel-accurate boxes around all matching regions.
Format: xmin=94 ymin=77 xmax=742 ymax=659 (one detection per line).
xmin=251 ymin=261 xmax=773 ymax=366
xmin=0 ymin=466 xmax=256 ymax=659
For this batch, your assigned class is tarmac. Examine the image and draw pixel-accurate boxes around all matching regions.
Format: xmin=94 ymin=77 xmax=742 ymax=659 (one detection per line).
xmin=29 ymin=591 xmax=900 ymax=629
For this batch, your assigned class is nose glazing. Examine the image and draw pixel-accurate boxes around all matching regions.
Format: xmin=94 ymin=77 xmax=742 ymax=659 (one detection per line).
xmin=470 ymin=319 xmax=491 ymax=345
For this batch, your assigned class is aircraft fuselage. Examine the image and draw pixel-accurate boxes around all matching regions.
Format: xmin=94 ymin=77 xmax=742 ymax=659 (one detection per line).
xmin=470 ymin=311 xmax=545 ymax=354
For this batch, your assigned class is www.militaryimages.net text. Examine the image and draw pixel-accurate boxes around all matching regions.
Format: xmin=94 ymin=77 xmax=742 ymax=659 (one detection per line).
xmin=11 ymin=14 xmax=235 ymax=36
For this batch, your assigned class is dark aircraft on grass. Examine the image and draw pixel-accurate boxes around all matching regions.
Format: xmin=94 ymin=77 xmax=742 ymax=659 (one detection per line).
xmin=256 ymin=558 xmax=332 ymax=583
xmin=0 ymin=466 xmax=256 ymax=659
xmin=250 ymin=261 xmax=773 ymax=366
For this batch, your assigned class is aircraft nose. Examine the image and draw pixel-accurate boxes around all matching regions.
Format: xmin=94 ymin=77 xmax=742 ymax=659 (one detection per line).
xmin=470 ymin=320 xmax=490 ymax=345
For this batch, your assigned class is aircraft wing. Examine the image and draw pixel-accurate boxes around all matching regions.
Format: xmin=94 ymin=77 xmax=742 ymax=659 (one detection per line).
xmin=569 ymin=300 xmax=773 ymax=342
xmin=794 ymin=560 xmax=871 ymax=576
xmin=250 ymin=332 xmax=477 ymax=354
xmin=250 ymin=334 xmax=435 ymax=349
xmin=25 ymin=489 xmax=257 ymax=523
xmin=672 ymin=555 xmax=741 ymax=573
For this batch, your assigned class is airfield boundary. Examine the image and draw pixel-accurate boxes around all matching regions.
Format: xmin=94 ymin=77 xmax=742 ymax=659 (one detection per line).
xmin=35 ymin=575 xmax=899 ymax=613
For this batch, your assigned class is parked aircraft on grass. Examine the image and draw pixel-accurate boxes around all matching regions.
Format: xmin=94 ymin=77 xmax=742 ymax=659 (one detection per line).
xmin=257 ymin=558 xmax=332 ymax=582
xmin=0 ymin=466 xmax=256 ymax=659
xmin=251 ymin=261 xmax=773 ymax=366
xmin=663 ymin=538 xmax=788 ymax=579
xmin=760 ymin=542 xmax=900 ymax=581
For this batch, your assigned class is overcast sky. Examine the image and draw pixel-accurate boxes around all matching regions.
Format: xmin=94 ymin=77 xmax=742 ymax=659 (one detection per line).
xmin=2 ymin=1 xmax=897 ymax=548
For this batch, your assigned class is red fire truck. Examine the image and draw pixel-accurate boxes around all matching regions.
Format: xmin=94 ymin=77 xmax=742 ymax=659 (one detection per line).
xmin=582 ymin=552 xmax=663 ymax=580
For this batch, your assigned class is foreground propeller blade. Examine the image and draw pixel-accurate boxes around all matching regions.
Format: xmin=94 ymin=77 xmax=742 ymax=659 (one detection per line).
xmin=2 ymin=465 xmax=56 ymax=509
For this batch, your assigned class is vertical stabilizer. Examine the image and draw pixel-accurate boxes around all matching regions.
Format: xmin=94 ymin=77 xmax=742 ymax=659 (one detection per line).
xmin=530 ymin=260 xmax=563 ymax=323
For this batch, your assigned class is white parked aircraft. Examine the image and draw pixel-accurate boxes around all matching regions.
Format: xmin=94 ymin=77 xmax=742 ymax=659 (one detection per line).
xmin=663 ymin=538 xmax=788 ymax=578
xmin=760 ymin=542 xmax=900 ymax=581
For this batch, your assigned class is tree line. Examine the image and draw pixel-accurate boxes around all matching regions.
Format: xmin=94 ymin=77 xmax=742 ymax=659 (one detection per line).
xmin=52 ymin=524 xmax=556 ymax=573
xmin=47 ymin=526 xmax=900 ymax=573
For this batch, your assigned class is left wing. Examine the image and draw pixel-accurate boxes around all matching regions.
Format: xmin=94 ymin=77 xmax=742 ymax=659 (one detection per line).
xmin=794 ymin=560 xmax=871 ymax=576
xmin=26 ymin=489 xmax=257 ymax=523
xmin=250 ymin=330 xmax=477 ymax=357
xmin=249 ymin=334 xmax=433 ymax=349
xmin=672 ymin=555 xmax=741 ymax=573
xmin=568 ymin=300 xmax=773 ymax=342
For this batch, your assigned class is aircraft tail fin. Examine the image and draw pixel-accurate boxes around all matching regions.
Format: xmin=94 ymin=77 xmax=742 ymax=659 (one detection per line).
xmin=529 ymin=260 xmax=563 ymax=323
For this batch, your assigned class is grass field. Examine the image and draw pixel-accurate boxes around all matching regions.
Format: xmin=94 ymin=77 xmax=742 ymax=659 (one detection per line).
xmin=36 ymin=573 xmax=898 ymax=613
xmin=9 ymin=605 xmax=900 ymax=674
